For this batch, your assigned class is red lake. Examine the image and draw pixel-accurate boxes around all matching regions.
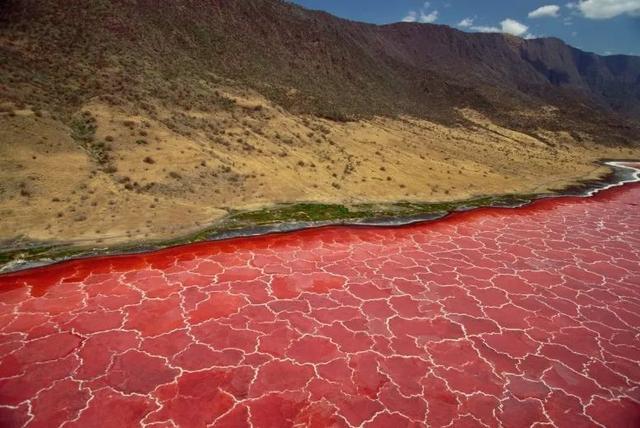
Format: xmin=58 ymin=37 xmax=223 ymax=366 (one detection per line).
xmin=1 ymin=170 xmax=639 ymax=427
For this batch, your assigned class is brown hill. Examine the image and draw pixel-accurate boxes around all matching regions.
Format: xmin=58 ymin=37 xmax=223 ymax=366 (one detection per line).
xmin=1 ymin=0 xmax=639 ymax=135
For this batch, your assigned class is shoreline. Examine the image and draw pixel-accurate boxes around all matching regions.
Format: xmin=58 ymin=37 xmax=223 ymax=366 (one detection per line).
xmin=1 ymin=159 xmax=639 ymax=276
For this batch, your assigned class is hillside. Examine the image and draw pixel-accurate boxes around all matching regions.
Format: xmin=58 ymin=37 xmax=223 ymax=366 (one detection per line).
xmin=0 ymin=0 xmax=639 ymax=251
xmin=2 ymin=0 xmax=639 ymax=129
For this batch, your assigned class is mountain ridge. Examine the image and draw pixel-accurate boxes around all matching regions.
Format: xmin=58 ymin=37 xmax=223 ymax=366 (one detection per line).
xmin=1 ymin=0 xmax=639 ymax=142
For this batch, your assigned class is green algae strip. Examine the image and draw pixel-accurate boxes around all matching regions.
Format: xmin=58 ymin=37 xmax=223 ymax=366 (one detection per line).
xmin=0 ymin=192 xmax=543 ymax=273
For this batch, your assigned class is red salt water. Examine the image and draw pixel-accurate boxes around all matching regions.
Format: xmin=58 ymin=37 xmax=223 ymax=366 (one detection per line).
xmin=0 ymin=179 xmax=639 ymax=427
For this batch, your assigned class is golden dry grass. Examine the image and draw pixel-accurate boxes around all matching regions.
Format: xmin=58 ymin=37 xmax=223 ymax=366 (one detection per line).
xmin=1 ymin=89 xmax=638 ymax=248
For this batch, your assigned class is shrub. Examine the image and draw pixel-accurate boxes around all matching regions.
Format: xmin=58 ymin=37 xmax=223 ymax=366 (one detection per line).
xmin=70 ymin=117 xmax=96 ymax=143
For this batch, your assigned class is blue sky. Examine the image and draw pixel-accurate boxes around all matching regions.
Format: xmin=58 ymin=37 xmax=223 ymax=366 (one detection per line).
xmin=290 ymin=1 xmax=640 ymax=56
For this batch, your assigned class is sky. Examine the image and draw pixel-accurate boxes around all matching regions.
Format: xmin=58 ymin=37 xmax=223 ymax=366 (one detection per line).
xmin=289 ymin=0 xmax=640 ymax=56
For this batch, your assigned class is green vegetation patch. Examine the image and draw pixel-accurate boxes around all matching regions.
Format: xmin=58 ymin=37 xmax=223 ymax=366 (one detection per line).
xmin=70 ymin=115 xmax=97 ymax=143
xmin=0 ymin=192 xmax=544 ymax=273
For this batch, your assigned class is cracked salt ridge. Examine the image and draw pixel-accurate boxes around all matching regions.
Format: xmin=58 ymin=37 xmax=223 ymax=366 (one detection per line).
xmin=0 ymin=162 xmax=640 ymax=427
xmin=3 ymin=160 xmax=640 ymax=275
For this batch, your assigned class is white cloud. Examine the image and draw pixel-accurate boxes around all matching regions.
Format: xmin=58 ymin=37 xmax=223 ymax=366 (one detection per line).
xmin=567 ymin=0 xmax=640 ymax=19
xmin=471 ymin=25 xmax=501 ymax=33
xmin=458 ymin=17 xmax=474 ymax=27
xmin=402 ymin=3 xmax=439 ymax=24
xmin=528 ymin=5 xmax=561 ymax=18
xmin=420 ymin=10 xmax=439 ymax=23
xmin=500 ymin=18 xmax=529 ymax=36
xmin=402 ymin=11 xmax=418 ymax=22
xmin=468 ymin=18 xmax=530 ymax=37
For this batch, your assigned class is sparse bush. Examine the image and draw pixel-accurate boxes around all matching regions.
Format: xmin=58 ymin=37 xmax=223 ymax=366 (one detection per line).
xmin=70 ymin=116 xmax=96 ymax=143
